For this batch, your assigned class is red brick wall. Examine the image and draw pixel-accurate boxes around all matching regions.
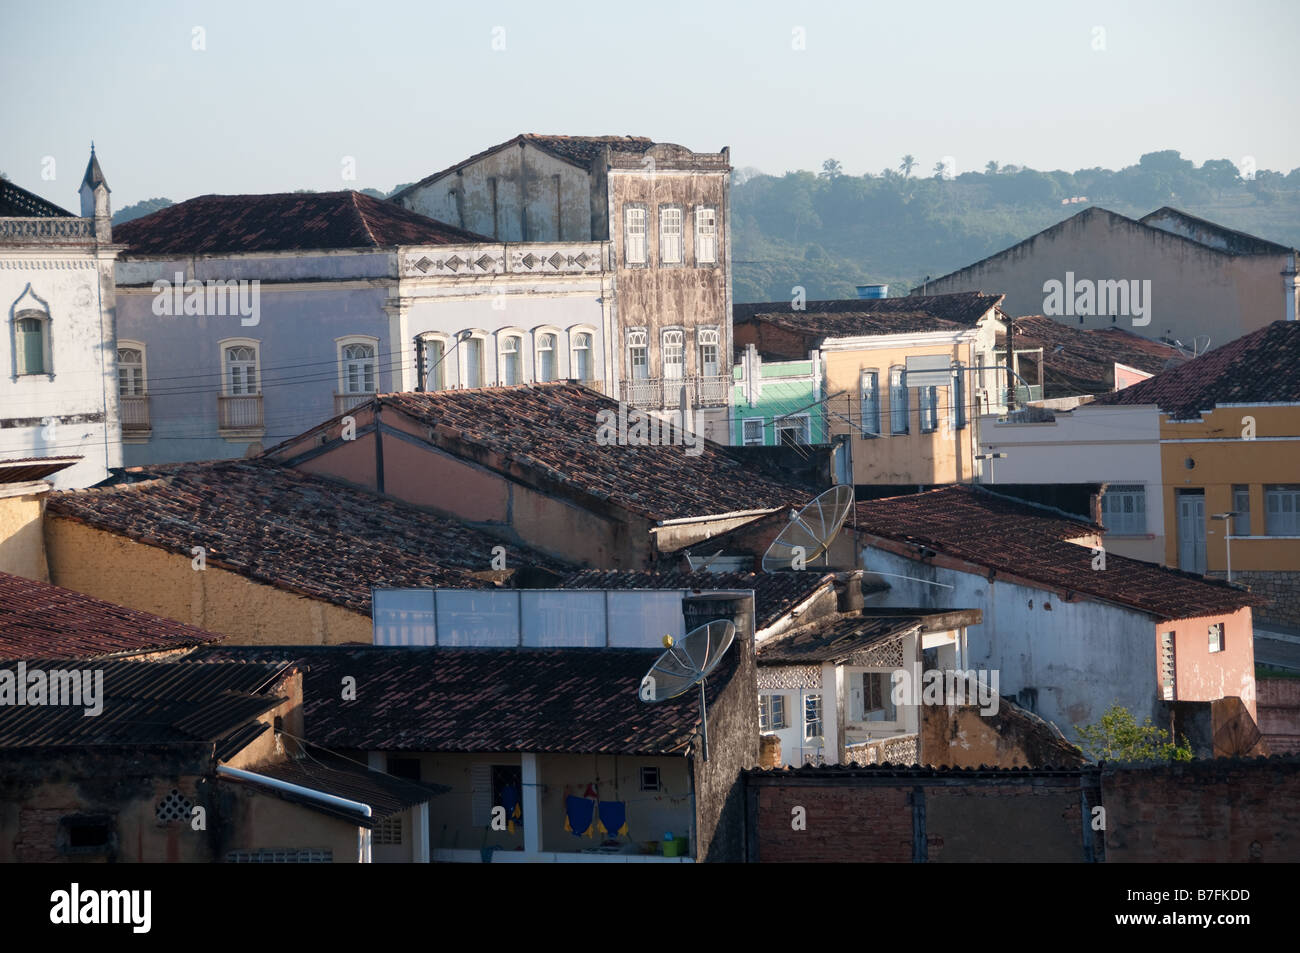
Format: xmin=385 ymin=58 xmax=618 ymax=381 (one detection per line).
xmin=753 ymin=783 xmax=913 ymax=862
xmin=1102 ymin=759 xmax=1300 ymax=862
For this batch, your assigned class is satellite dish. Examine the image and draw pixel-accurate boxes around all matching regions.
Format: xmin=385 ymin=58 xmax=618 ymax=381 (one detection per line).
xmin=761 ymin=484 xmax=855 ymax=572
xmin=638 ymin=619 xmax=735 ymax=762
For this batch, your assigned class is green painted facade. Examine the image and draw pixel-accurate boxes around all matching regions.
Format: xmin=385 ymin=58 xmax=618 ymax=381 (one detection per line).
xmin=732 ymin=356 xmax=826 ymax=446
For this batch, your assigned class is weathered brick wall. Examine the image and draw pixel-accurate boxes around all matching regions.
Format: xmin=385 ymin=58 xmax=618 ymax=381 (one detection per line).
xmin=751 ymin=782 xmax=913 ymax=862
xmin=1258 ymin=679 xmax=1300 ymax=754
xmin=1102 ymin=757 xmax=1300 ymax=862
xmin=1231 ymin=570 xmax=1300 ymax=627
xmin=925 ymin=781 xmax=1084 ymax=862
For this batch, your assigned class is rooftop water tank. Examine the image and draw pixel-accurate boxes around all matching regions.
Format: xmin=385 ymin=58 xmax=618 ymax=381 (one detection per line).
xmin=856 ymin=284 xmax=888 ymax=299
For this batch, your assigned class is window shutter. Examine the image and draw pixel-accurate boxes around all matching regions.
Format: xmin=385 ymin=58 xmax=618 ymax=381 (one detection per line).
xmin=471 ymin=763 xmax=492 ymax=827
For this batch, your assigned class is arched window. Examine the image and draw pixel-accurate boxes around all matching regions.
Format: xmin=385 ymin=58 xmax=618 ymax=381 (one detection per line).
xmin=417 ymin=333 xmax=450 ymax=391
xmin=662 ymin=329 xmax=684 ymax=380
xmin=16 ymin=314 xmax=47 ymax=376
xmin=535 ymin=332 xmax=557 ymax=382
xmin=571 ymin=331 xmax=593 ymax=382
xmin=627 ymin=329 xmax=648 ymax=379
xmin=463 ymin=333 xmax=486 ymax=388
xmin=340 ymin=341 xmax=377 ymax=394
xmin=224 ymin=343 xmax=260 ymax=395
xmin=498 ymin=333 xmax=523 ymax=385
xmin=697 ymin=328 xmax=720 ymax=377
xmin=117 ymin=345 xmax=145 ymax=396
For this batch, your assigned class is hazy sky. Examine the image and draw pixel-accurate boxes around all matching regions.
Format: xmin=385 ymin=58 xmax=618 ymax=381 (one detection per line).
xmin=4 ymin=0 xmax=1298 ymax=209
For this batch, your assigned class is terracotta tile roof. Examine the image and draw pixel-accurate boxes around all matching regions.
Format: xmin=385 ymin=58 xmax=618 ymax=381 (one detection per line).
xmin=558 ymin=569 xmax=834 ymax=631
xmin=45 ymin=460 xmax=571 ymax=615
xmin=1000 ymin=315 xmax=1187 ymax=397
xmin=1090 ymin=321 xmax=1300 ymax=417
xmin=854 ymin=486 xmax=1257 ymax=621
xmin=0 ymin=658 xmax=289 ymax=749
xmin=202 ymin=645 xmax=731 ymax=756
xmin=0 ymin=571 xmax=222 ymax=661
xmin=229 ymin=752 xmax=449 ymax=826
xmin=390 ymin=134 xmax=657 ymax=201
xmin=735 ymin=292 xmax=1004 ymax=337
xmin=114 ymin=190 xmax=490 ymax=256
xmin=0 ymin=179 xmax=73 ymax=218
xmin=373 ymin=384 xmax=811 ymax=522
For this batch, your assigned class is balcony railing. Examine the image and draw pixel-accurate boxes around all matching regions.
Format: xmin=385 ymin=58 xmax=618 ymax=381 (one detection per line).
xmin=622 ymin=377 xmax=662 ymax=409
xmin=218 ymin=394 xmax=264 ymax=432
xmin=335 ymin=391 xmax=377 ymax=416
xmin=119 ymin=395 xmax=151 ymax=432
xmin=621 ymin=376 xmax=732 ymax=409
xmin=695 ymin=374 xmax=731 ymax=406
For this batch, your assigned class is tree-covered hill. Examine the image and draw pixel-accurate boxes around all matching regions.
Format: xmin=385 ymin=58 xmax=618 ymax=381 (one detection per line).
xmin=731 ymin=150 xmax=1300 ymax=303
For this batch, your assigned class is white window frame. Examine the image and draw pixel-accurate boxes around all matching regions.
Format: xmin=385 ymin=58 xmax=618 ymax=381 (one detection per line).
xmin=569 ymin=325 xmax=596 ymax=382
xmin=659 ymin=205 xmax=683 ymax=264
xmin=117 ymin=341 xmax=147 ymax=397
xmin=889 ymin=366 xmax=908 ymax=434
xmin=860 ymin=369 xmax=880 ymax=438
xmin=534 ymin=327 xmax=560 ymax=382
xmin=1208 ymin=622 xmax=1224 ymax=654
xmin=697 ymin=327 xmax=720 ymax=378
xmin=1101 ymin=484 xmax=1147 ymax=536
xmin=694 ymin=205 xmax=718 ymax=264
xmin=624 ymin=205 xmax=647 ymax=265
xmin=759 ymin=693 xmax=789 ymax=731
xmin=461 ymin=331 xmax=488 ymax=389
xmin=497 ymin=330 xmax=524 ymax=386
xmin=775 ymin=414 xmax=811 ymax=446
xmin=418 ymin=333 xmax=451 ymax=391
xmin=848 ymin=668 xmax=903 ymax=727
xmin=220 ymin=338 xmax=261 ymax=396
xmin=1265 ymin=485 xmax=1300 ymax=536
xmin=14 ymin=309 xmax=51 ymax=377
xmin=627 ymin=328 xmax=649 ymax=379
xmin=742 ymin=418 xmax=765 ymax=446
xmin=662 ymin=328 xmax=685 ymax=380
xmin=919 ymin=384 xmax=940 ymax=433
xmin=804 ymin=693 xmax=823 ymax=741
xmin=336 ymin=335 xmax=379 ymax=395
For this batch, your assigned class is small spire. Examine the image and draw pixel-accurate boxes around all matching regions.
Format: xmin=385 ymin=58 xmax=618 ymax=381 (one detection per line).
xmin=81 ymin=146 xmax=109 ymax=192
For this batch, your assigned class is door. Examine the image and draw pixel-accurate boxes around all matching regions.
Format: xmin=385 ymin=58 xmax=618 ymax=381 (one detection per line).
xmin=1177 ymin=490 xmax=1206 ymax=574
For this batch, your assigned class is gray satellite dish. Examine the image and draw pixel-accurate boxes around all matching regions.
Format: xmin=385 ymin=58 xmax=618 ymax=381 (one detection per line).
xmin=761 ymin=484 xmax=855 ymax=572
xmin=638 ymin=619 xmax=735 ymax=762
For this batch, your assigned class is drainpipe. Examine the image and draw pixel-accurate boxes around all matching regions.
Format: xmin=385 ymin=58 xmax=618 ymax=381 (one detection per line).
xmin=217 ymin=765 xmax=374 ymax=862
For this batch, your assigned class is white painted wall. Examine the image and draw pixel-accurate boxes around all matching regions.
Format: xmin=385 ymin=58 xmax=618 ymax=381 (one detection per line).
xmin=1 ymin=245 xmax=121 ymax=488
xmin=861 ymin=546 xmax=1159 ymax=742
xmin=977 ymin=403 xmax=1164 ymax=563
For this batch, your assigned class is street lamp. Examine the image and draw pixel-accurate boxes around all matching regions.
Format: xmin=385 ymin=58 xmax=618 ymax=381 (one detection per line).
xmin=1211 ymin=512 xmax=1236 ymax=583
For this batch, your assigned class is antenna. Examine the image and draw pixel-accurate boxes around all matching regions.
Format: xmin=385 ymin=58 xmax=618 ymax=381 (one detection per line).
xmin=761 ymin=484 xmax=855 ymax=572
xmin=638 ymin=619 xmax=735 ymax=762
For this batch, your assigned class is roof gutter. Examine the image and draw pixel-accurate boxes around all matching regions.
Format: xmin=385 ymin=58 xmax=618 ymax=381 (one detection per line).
xmin=216 ymin=765 xmax=373 ymax=820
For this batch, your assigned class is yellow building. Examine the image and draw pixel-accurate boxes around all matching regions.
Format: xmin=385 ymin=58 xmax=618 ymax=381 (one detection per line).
xmin=734 ymin=293 xmax=1007 ymax=485
xmin=1092 ymin=321 xmax=1300 ymax=627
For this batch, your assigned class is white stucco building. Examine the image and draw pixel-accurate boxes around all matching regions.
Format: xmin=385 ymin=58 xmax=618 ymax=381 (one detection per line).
xmin=0 ymin=151 xmax=123 ymax=488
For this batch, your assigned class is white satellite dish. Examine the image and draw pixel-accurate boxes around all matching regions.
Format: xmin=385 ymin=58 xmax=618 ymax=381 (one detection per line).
xmin=761 ymin=484 xmax=855 ymax=572
xmin=638 ymin=619 xmax=735 ymax=761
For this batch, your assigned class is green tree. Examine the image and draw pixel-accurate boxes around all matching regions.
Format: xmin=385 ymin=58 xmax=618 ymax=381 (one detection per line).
xmin=819 ymin=158 xmax=843 ymax=180
xmin=932 ymin=161 xmax=947 ymax=180
xmin=899 ymin=154 xmax=917 ymax=177
xmin=985 ymin=160 xmax=1000 ymax=175
xmin=1074 ymin=704 xmax=1193 ymax=762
